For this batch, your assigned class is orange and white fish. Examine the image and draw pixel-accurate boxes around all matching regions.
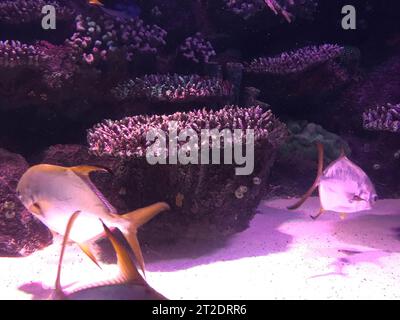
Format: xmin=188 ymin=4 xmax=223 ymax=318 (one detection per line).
xmin=54 ymin=211 xmax=166 ymax=300
xmin=288 ymin=142 xmax=377 ymax=220
xmin=88 ymin=0 xmax=104 ymax=6
xmin=16 ymin=164 xmax=169 ymax=275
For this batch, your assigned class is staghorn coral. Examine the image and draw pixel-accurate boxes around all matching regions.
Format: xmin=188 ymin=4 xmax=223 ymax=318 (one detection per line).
xmin=245 ymin=44 xmax=345 ymax=75
xmin=225 ymin=0 xmax=318 ymax=22
xmin=363 ymin=103 xmax=400 ymax=134
xmin=88 ymin=105 xmax=286 ymax=158
xmin=0 ymin=0 xmax=75 ymax=25
xmin=0 ymin=40 xmax=48 ymax=68
xmin=179 ymin=33 xmax=216 ymax=64
xmin=66 ymin=13 xmax=167 ymax=65
xmin=87 ymin=106 xmax=287 ymax=243
xmin=112 ymin=74 xmax=233 ymax=103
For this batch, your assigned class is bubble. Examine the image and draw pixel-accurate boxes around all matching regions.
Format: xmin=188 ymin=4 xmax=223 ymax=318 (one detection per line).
xmin=253 ymin=177 xmax=261 ymax=185
xmin=373 ymin=164 xmax=381 ymax=170
xmin=238 ymin=185 xmax=248 ymax=193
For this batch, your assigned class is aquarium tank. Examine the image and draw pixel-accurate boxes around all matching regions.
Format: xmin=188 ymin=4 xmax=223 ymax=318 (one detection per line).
xmin=0 ymin=0 xmax=399 ymax=302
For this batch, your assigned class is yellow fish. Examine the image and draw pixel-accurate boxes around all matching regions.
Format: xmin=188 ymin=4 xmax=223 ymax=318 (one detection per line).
xmin=88 ymin=0 xmax=104 ymax=6
xmin=55 ymin=211 xmax=166 ymax=300
xmin=16 ymin=164 xmax=170 ymax=275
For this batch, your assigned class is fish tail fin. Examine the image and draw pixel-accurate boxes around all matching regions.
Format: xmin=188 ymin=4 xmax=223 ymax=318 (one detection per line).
xmin=55 ymin=210 xmax=81 ymax=299
xmin=100 ymin=220 xmax=144 ymax=284
xmin=287 ymin=142 xmax=324 ymax=210
xmin=101 ymin=220 xmax=167 ymax=299
xmin=120 ymin=202 xmax=170 ymax=276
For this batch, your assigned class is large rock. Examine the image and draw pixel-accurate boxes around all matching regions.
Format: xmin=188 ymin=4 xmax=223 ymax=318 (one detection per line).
xmin=0 ymin=149 xmax=52 ymax=256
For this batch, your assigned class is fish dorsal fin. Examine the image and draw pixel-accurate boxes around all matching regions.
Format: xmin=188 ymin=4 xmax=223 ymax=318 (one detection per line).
xmin=287 ymin=142 xmax=324 ymax=210
xmin=70 ymin=165 xmax=117 ymax=214
xmin=340 ymin=145 xmax=346 ymax=158
xmin=100 ymin=220 xmax=145 ymax=285
xmin=70 ymin=165 xmax=111 ymax=176
xmin=55 ymin=210 xmax=81 ymax=299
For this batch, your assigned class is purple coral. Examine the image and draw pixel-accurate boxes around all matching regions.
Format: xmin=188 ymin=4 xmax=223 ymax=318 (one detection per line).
xmin=225 ymin=0 xmax=265 ymax=19
xmin=179 ymin=33 xmax=216 ymax=64
xmin=225 ymin=0 xmax=318 ymax=22
xmin=66 ymin=14 xmax=167 ymax=65
xmin=112 ymin=74 xmax=233 ymax=103
xmin=0 ymin=40 xmax=47 ymax=68
xmin=88 ymin=106 xmax=286 ymax=158
xmin=245 ymin=44 xmax=344 ymax=75
xmin=0 ymin=0 xmax=74 ymax=24
xmin=363 ymin=103 xmax=400 ymax=134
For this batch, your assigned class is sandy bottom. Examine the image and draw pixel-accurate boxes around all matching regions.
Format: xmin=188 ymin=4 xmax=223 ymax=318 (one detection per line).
xmin=1 ymin=197 xmax=400 ymax=300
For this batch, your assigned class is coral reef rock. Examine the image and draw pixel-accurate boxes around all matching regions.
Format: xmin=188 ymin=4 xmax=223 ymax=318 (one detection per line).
xmin=87 ymin=106 xmax=288 ymax=243
xmin=0 ymin=149 xmax=52 ymax=256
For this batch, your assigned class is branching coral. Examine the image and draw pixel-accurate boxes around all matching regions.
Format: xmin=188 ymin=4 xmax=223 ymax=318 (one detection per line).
xmin=88 ymin=105 xmax=286 ymax=158
xmin=87 ymin=106 xmax=287 ymax=242
xmin=66 ymin=14 xmax=167 ymax=65
xmin=112 ymin=74 xmax=233 ymax=103
xmin=245 ymin=44 xmax=344 ymax=75
xmin=179 ymin=33 xmax=216 ymax=64
xmin=0 ymin=0 xmax=74 ymax=25
xmin=0 ymin=40 xmax=48 ymax=68
xmin=363 ymin=103 xmax=400 ymax=134
xmin=225 ymin=0 xmax=318 ymax=22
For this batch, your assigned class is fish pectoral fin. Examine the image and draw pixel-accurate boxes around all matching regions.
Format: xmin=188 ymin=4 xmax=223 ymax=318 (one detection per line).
xmin=124 ymin=231 xmax=146 ymax=279
xmin=287 ymin=142 xmax=324 ymax=211
xmin=100 ymin=220 xmax=144 ymax=284
xmin=28 ymin=203 xmax=43 ymax=216
xmin=310 ymin=207 xmax=325 ymax=220
xmin=78 ymin=242 xmax=102 ymax=270
xmin=56 ymin=211 xmax=81 ymax=298
xmin=70 ymin=165 xmax=112 ymax=177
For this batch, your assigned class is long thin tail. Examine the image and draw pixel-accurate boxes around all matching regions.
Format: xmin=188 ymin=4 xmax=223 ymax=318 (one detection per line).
xmin=55 ymin=210 xmax=81 ymax=299
xmin=287 ymin=142 xmax=324 ymax=210
xmin=120 ymin=202 xmax=170 ymax=277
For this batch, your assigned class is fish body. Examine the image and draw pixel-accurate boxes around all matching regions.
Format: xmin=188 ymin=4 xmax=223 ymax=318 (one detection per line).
xmin=319 ymin=156 xmax=377 ymax=213
xmin=66 ymin=283 xmax=165 ymax=300
xmin=17 ymin=164 xmax=121 ymax=243
xmin=55 ymin=211 xmax=166 ymax=300
xmin=17 ymin=164 xmax=169 ymax=274
xmin=288 ymin=143 xmax=377 ymax=218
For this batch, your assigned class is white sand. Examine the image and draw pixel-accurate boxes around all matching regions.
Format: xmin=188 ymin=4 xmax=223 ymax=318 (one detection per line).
xmin=1 ymin=197 xmax=400 ymax=300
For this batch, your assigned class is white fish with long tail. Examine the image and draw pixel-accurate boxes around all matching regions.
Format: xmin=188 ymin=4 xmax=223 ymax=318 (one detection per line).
xmin=16 ymin=164 xmax=170 ymax=275
xmin=288 ymin=142 xmax=377 ymax=220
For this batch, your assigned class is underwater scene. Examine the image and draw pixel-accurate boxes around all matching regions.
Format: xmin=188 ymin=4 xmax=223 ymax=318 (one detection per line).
xmin=0 ymin=0 xmax=399 ymax=301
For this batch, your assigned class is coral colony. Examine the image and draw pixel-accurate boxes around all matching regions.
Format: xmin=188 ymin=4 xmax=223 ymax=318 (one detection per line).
xmin=66 ymin=14 xmax=167 ymax=65
xmin=112 ymin=74 xmax=233 ymax=103
xmin=0 ymin=41 xmax=47 ymax=67
xmin=245 ymin=45 xmax=345 ymax=75
xmin=363 ymin=103 xmax=400 ymax=134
